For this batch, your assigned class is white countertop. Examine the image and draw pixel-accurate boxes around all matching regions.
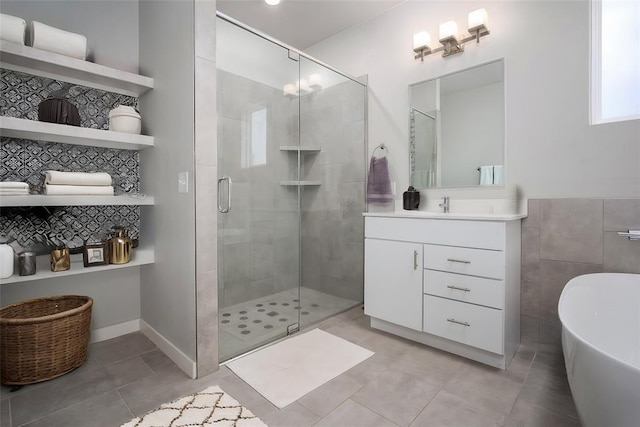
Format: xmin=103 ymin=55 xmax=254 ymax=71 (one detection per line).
xmin=363 ymin=211 xmax=527 ymax=221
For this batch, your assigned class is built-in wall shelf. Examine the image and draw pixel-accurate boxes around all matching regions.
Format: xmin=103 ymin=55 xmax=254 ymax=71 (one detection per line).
xmin=0 ymin=247 xmax=154 ymax=285
xmin=279 ymin=146 xmax=321 ymax=154
xmin=0 ymin=116 xmax=154 ymax=150
xmin=0 ymin=40 xmax=154 ymax=97
xmin=0 ymin=194 xmax=154 ymax=207
xmin=279 ymin=181 xmax=322 ymax=186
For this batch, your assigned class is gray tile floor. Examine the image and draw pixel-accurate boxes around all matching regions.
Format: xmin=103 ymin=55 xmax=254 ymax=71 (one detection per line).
xmin=0 ymin=307 xmax=581 ymax=427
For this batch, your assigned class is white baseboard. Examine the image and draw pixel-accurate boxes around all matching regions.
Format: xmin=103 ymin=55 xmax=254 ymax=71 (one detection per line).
xmin=91 ymin=319 xmax=141 ymax=343
xmin=140 ymin=319 xmax=197 ymax=379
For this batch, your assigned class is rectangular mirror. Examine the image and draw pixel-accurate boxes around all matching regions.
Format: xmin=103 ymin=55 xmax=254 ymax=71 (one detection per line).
xmin=409 ymin=59 xmax=505 ymax=188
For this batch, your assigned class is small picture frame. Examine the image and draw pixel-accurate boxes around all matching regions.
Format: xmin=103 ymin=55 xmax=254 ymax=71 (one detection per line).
xmin=83 ymin=243 xmax=108 ymax=267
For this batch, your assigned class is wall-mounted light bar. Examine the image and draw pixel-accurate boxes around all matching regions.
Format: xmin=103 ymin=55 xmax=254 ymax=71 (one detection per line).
xmin=413 ymin=8 xmax=490 ymax=62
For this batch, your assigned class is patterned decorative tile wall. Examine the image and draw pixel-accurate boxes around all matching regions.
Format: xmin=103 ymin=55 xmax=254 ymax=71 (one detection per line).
xmin=0 ymin=69 xmax=141 ymax=251
xmin=520 ymin=198 xmax=640 ymax=349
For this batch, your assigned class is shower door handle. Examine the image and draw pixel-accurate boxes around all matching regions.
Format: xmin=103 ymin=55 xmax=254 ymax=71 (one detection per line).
xmin=217 ymin=176 xmax=232 ymax=213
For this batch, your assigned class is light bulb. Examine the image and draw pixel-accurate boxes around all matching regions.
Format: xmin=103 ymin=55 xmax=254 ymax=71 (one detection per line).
xmin=439 ymin=20 xmax=458 ymax=41
xmin=413 ymin=31 xmax=431 ymax=51
xmin=283 ymin=83 xmax=296 ymax=96
xmin=265 ymin=0 xmax=280 ymax=5
xmin=468 ymin=8 xmax=488 ymax=32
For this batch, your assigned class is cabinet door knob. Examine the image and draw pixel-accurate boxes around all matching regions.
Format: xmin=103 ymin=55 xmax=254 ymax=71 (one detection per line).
xmin=413 ymin=250 xmax=418 ymax=270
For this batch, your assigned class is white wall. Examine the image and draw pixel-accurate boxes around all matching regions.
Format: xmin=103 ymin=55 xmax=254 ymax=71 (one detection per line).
xmin=307 ymin=0 xmax=640 ymax=202
xmin=1 ymin=0 xmax=139 ymax=73
xmin=139 ymin=1 xmax=197 ymax=362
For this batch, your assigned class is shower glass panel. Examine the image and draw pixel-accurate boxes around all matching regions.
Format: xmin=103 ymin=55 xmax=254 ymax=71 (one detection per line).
xmin=217 ymin=17 xmax=301 ymax=362
xmin=217 ymin=15 xmax=366 ymax=362
xmin=298 ymin=57 xmax=366 ymax=329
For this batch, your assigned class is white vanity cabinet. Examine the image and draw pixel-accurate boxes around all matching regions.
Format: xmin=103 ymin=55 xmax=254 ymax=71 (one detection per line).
xmin=364 ymin=239 xmax=423 ymax=331
xmin=364 ymin=213 xmax=524 ymax=369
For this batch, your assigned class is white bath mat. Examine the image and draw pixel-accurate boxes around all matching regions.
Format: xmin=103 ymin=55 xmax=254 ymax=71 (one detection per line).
xmin=121 ymin=385 xmax=267 ymax=427
xmin=227 ymin=328 xmax=374 ymax=409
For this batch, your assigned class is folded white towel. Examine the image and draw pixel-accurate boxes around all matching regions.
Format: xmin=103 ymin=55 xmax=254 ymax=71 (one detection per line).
xmin=0 ymin=14 xmax=26 ymax=45
xmin=29 ymin=21 xmax=87 ymax=60
xmin=479 ymin=165 xmax=494 ymax=185
xmin=44 ymin=171 xmax=112 ymax=186
xmin=493 ymin=165 xmax=504 ymax=185
xmin=0 ymin=181 xmax=29 ymax=189
xmin=0 ymin=189 xmax=29 ymax=195
xmin=45 ymin=184 xmax=114 ymax=196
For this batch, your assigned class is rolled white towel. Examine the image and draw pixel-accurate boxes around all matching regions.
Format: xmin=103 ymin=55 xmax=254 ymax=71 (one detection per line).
xmin=29 ymin=21 xmax=87 ymax=60
xmin=0 ymin=181 xmax=29 ymax=190
xmin=45 ymin=184 xmax=114 ymax=196
xmin=44 ymin=171 xmax=112 ymax=186
xmin=0 ymin=14 xmax=26 ymax=45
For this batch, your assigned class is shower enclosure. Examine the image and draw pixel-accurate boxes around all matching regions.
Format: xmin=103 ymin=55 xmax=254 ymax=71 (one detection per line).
xmin=217 ymin=14 xmax=367 ymax=361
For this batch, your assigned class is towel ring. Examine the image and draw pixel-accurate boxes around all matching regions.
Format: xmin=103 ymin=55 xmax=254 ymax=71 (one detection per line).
xmin=373 ymin=143 xmax=388 ymax=158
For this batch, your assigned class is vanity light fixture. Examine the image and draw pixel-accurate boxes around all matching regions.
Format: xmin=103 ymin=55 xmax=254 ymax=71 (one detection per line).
xmin=413 ymin=8 xmax=490 ymax=62
xmin=283 ymin=75 xmax=323 ymax=97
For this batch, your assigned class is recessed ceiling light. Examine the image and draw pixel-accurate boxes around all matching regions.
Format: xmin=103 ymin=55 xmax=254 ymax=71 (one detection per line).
xmin=265 ymin=0 xmax=280 ymax=5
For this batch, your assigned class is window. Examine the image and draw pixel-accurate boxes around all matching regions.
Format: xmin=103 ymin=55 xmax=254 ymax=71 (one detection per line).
xmin=591 ymin=0 xmax=640 ymax=124
xmin=241 ymin=106 xmax=267 ymax=168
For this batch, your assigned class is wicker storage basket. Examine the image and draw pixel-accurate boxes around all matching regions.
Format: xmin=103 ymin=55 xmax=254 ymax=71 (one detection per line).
xmin=0 ymin=295 xmax=93 ymax=385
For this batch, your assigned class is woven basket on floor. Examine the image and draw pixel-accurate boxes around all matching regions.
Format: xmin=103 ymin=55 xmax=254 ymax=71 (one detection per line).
xmin=0 ymin=295 xmax=93 ymax=385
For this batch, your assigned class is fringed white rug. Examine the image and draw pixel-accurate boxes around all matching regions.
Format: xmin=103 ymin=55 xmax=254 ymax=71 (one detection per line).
xmin=227 ymin=328 xmax=374 ymax=409
xmin=121 ymin=386 xmax=267 ymax=427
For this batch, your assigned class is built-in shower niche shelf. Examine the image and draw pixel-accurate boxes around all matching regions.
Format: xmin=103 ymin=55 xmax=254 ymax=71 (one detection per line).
xmin=279 ymin=146 xmax=322 ymax=154
xmin=0 ymin=247 xmax=154 ymax=285
xmin=279 ymin=181 xmax=322 ymax=187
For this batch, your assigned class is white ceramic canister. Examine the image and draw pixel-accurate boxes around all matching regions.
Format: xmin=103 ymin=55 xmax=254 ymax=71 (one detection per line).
xmin=108 ymin=105 xmax=142 ymax=134
xmin=0 ymin=244 xmax=14 ymax=279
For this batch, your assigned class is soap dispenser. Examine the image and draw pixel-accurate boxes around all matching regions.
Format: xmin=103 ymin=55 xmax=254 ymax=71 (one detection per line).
xmin=108 ymin=227 xmax=132 ymax=264
xmin=402 ymin=186 xmax=420 ymax=210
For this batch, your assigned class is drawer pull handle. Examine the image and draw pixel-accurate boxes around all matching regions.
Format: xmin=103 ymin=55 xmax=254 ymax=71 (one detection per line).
xmin=447 ymin=285 xmax=471 ymax=292
xmin=447 ymin=258 xmax=471 ymax=264
xmin=447 ymin=318 xmax=470 ymax=327
xmin=414 ymin=250 xmax=418 ymax=270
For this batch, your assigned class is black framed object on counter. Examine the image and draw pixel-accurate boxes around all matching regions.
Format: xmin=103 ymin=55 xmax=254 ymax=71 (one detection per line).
xmin=83 ymin=243 xmax=109 ymax=267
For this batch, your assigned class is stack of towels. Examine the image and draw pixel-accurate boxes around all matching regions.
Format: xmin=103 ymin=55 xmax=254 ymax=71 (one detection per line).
xmin=0 ymin=181 xmax=29 ymax=195
xmin=44 ymin=171 xmax=114 ymax=195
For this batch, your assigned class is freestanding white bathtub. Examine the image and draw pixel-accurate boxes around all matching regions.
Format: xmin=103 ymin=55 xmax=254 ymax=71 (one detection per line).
xmin=559 ymin=273 xmax=640 ymax=427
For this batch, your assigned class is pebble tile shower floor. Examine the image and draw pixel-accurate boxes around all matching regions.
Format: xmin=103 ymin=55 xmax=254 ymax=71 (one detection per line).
xmin=219 ymin=287 xmax=359 ymax=361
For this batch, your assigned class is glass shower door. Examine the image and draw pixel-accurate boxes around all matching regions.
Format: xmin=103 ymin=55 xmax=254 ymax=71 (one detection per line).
xmin=217 ymin=18 xmax=301 ymax=362
xmin=298 ymin=57 xmax=366 ymax=330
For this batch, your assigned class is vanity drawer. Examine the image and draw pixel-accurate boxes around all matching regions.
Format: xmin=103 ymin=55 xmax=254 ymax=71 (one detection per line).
xmin=364 ymin=217 xmax=505 ymax=250
xmin=423 ymin=244 xmax=504 ymax=279
xmin=424 ymin=270 xmax=504 ymax=309
xmin=423 ymin=295 xmax=503 ymax=355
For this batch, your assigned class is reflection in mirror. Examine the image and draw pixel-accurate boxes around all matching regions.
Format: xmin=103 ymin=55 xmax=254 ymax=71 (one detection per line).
xmin=409 ymin=59 xmax=504 ymax=188
xmin=409 ymin=108 xmax=436 ymax=188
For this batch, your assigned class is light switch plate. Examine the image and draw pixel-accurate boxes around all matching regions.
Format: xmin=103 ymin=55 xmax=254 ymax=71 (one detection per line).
xmin=178 ymin=172 xmax=189 ymax=193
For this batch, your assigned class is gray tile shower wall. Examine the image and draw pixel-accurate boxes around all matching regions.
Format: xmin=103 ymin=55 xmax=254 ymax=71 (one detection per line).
xmin=521 ymin=198 xmax=640 ymax=348
xmin=0 ymin=69 xmax=141 ymax=250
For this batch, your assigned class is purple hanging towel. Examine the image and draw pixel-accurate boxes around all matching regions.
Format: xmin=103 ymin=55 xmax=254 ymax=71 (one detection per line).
xmin=367 ymin=156 xmax=393 ymax=205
